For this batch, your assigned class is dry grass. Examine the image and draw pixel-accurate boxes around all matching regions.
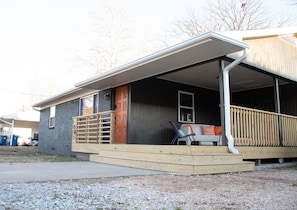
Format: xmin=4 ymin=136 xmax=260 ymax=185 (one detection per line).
xmin=0 ymin=146 xmax=80 ymax=163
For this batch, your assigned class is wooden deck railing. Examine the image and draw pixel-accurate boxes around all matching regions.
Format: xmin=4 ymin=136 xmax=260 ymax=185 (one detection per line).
xmin=281 ymin=113 xmax=297 ymax=146
xmin=72 ymin=111 xmax=115 ymax=144
xmin=71 ymin=107 xmax=296 ymax=147
xmin=230 ymin=105 xmax=297 ymax=146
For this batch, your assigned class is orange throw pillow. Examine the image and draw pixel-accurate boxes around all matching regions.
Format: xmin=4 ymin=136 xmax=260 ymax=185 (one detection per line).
xmin=214 ymin=126 xmax=222 ymax=136
xmin=201 ymin=125 xmax=215 ymax=135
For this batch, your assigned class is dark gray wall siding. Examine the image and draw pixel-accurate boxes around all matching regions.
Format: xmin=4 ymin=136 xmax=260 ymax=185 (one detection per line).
xmin=38 ymin=99 xmax=79 ymax=156
xmin=128 ymin=78 xmax=220 ymax=145
xmin=232 ymin=87 xmax=275 ymax=112
xmin=232 ymin=82 xmax=297 ymax=116
xmin=99 ymin=89 xmax=113 ymax=112
xmin=280 ymin=83 xmax=297 ymax=116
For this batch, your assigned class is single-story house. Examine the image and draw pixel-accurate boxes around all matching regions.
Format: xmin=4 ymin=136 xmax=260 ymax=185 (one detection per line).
xmin=33 ymin=27 xmax=297 ymax=174
xmin=0 ymin=110 xmax=39 ymax=145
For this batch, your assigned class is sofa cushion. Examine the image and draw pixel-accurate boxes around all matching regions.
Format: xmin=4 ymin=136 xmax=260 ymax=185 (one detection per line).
xmin=179 ymin=124 xmax=221 ymax=145
xmin=201 ymin=125 xmax=215 ymax=135
xmin=214 ymin=126 xmax=222 ymax=136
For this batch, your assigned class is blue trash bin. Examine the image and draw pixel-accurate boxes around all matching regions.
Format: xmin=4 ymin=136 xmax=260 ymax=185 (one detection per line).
xmin=12 ymin=135 xmax=18 ymax=146
xmin=0 ymin=135 xmax=7 ymax=145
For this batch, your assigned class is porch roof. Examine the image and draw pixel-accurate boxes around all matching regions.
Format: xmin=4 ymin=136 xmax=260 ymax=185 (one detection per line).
xmin=75 ymin=32 xmax=248 ymax=90
xmin=0 ymin=110 xmax=40 ymax=123
xmin=32 ymin=87 xmax=98 ymax=109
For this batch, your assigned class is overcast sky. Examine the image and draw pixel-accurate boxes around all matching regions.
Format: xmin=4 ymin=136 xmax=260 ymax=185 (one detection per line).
xmin=0 ymin=0 xmax=296 ymax=116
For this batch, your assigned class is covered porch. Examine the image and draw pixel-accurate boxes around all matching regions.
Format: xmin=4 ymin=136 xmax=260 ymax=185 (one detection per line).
xmin=72 ymin=105 xmax=297 ymax=174
xmin=72 ymin=105 xmax=297 ymax=147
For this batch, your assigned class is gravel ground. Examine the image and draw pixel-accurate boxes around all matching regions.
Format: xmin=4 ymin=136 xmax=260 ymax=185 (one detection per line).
xmin=0 ymin=166 xmax=296 ymax=210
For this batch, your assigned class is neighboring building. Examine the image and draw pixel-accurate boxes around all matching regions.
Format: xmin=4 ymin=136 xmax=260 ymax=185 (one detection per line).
xmin=33 ymin=28 xmax=297 ymax=174
xmin=0 ymin=110 xmax=39 ymax=145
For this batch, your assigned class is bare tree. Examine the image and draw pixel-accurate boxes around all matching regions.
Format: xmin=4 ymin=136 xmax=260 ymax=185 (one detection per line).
xmin=168 ymin=8 xmax=208 ymax=41
xmin=168 ymin=0 xmax=292 ymax=42
xmin=80 ymin=6 xmax=163 ymax=74
xmin=90 ymin=7 xmax=134 ymax=73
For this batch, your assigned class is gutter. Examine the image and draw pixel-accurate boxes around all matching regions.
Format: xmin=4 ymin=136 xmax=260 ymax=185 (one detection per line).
xmin=223 ymin=48 xmax=249 ymax=154
xmin=75 ymin=32 xmax=249 ymax=90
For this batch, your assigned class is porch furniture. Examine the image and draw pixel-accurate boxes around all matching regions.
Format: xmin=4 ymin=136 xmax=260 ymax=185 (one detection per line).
xmin=169 ymin=121 xmax=197 ymax=145
xmin=180 ymin=124 xmax=221 ymax=145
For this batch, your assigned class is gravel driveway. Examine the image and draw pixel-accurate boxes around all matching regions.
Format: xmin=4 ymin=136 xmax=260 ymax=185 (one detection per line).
xmin=0 ymin=164 xmax=296 ymax=209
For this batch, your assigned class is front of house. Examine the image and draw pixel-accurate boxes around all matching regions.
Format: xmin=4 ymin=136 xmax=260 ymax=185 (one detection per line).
xmin=33 ymin=28 xmax=297 ymax=173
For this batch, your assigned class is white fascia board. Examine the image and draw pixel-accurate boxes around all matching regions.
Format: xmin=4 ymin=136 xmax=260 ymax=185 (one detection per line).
xmin=32 ymin=87 xmax=98 ymax=110
xmin=75 ymin=32 xmax=248 ymax=90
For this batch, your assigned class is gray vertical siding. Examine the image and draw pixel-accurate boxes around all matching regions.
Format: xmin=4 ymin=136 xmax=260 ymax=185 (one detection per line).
xmin=99 ymin=89 xmax=113 ymax=112
xmin=280 ymin=83 xmax=297 ymax=116
xmin=128 ymin=78 xmax=220 ymax=145
xmin=38 ymin=99 xmax=79 ymax=156
xmin=232 ymin=86 xmax=275 ymax=112
xmin=232 ymin=82 xmax=297 ymax=116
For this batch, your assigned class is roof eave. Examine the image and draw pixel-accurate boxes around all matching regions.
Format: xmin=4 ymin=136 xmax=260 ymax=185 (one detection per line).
xmin=75 ymin=32 xmax=248 ymax=90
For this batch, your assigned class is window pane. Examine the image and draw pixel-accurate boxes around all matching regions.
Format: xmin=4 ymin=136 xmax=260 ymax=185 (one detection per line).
xmin=180 ymin=108 xmax=193 ymax=122
xmin=49 ymin=117 xmax=55 ymax=128
xmin=180 ymin=94 xmax=193 ymax=107
xmin=50 ymin=106 xmax=56 ymax=117
xmin=49 ymin=106 xmax=56 ymax=128
xmin=178 ymin=91 xmax=195 ymax=123
xmin=93 ymin=94 xmax=99 ymax=113
xmin=80 ymin=98 xmax=84 ymax=115
xmin=80 ymin=94 xmax=99 ymax=115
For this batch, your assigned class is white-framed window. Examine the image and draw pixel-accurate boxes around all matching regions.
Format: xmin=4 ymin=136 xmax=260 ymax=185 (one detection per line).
xmin=49 ymin=106 xmax=56 ymax=128
xmin=79 ymin=93 xmax=99 ymax=116
xmin=178 ymin=90 xmax=195 ymax=123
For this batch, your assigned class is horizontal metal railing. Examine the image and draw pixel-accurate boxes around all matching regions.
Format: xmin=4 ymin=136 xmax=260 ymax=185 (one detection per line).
xmin=230 ymin=105 xmax=297 ymax=146
xmin=72 ymin=111 xmax=115 ymax=144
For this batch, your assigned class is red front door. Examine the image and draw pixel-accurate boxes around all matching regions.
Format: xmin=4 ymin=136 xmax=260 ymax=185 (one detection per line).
xmin=114 ymin=85 xmax=128 ymax=143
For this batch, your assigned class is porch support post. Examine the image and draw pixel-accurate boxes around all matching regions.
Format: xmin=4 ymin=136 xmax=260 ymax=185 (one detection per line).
xmin=274 ymin=78 xmax=283 ymax=146
xmin=219 ymin=60 xmax=227 ymax=146
xmin=221 ymin=48 xmax=249 ymax=154
xmin=11 ymin=120 xmax=14 ymax=146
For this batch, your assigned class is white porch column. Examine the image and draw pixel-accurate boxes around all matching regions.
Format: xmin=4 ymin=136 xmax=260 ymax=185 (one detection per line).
xmin=220 ymin=48 xmax=248 ymax=154
xmin=10 ymin=120 xmax=14 ymax=146
xmin=273 ymin=78 xmax=283 ymax=146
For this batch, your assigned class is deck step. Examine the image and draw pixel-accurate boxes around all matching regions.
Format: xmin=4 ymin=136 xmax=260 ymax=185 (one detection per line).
xmin=98 ymin=150 xmax=244 ymax=163
xmin=90 ymin=152 xmax=255 ymax=175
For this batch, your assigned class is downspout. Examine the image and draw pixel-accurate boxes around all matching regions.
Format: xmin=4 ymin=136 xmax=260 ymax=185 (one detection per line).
xmin=223 ymin=48 xmax=249 ymax=154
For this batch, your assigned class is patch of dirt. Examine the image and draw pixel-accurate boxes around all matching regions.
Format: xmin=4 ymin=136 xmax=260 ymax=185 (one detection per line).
xmin=0 ymin=146 xmax=80 ymax=163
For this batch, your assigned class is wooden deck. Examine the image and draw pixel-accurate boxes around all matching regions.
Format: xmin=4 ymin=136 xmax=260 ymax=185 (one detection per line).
xmin=237 ymin=146 xmax=297 ymax=159
xmin=71 ymin=106 xmax=297 ymax=175
xmin=73 ymin=144 xmax=255 ymax=175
